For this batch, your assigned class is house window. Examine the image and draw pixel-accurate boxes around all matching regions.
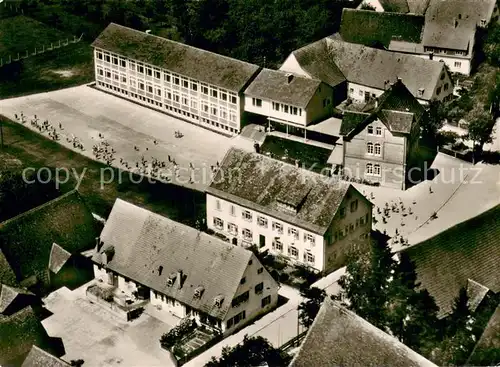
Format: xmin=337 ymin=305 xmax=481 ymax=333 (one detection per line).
xmin=288 ymin=227 xmax=299 ymax=240
xmin=304 ymin=251 xmax=315 ymax=264
xmin=440 ymin=73 xmax=445 ymax=80
xmin=480 ymin=19 xmax=487 ymax=26
xmin=367 ymin=125 xmax=373 ymax=134
xmin=154 ymin=70 xmax=161 ymax=79
xmin=252 ymin=98 xmax=262 ymax=107
xmin=350 ymin=200 xmax=358 ymax=212
xmin=173 ymin=76 xmax=180 ymax=85
xmin=229 ymin=111 xmax=237 ymax=122
xmin=147 ymin=85 xmax=153 ymax=93
xmin=349 ymin=87 xmax=354 ymax=94
xmin=146 ymin=68 xmax=152 ymax=76
xmin=292 ymin=107 xmax=298 ymax=115
xmin=164 ymin=73 xmax=171 ymax=82
xmin=304 ymin=233 xmax=315 ymax=245
xmin=210 ymin=105 xmax=217 ymax=116
xmin=213 ymin=217 xmax=224 ymax=229
xmin=444 ymin=83 xmax=449 ymax=91
xmin=257 ymin=216 xmax=268 ymax=228
xmin=374 ymin=143 xmax=381 ymax=156
xmin=220 ymin=108 xmax=228 ymax=120
xmin=436 ymin=87 xmax=442 ymax=95
xmin=112 ymin=56 xmax=118 ymax=65
xmin=230 ymin=205 xmax=236 ymax=216
xmin=272 ymin=222 xmax=283 ymax=234
xmin=367 ymin=142 xmax=374 ymax=154
xmin=359 ymin=90 xmax=364 ymax=96
xmin=272 ymin=102 xmax=280 ymax=111
xmin=242 ymin=228 xmax=253 ymax=241
xmin=105 ymin=70 xmax=111 ymax=78
xmin=129 ymin=61 xmax=135 ymax=71
xmin=273 ymin=239 xmax=283 ymax=251
xmin=97 ymin=68 xmax=103 ymax=76
xmin=374 ymin=164 xmax=381 ymax=176
xmin=182 ymin=95 xmax=189 ymax=106
xmin=209 ymin=89 xmax=217 ymax=98
xmin=228 ymin=223 xmax=238 ymax=235
xmin=242 ymin=210 xmax=252 ymax=222
xmin=191 ymin=100 xmax=198 ymax=109
xmin=240 ymin=278 xmax=246 ymax=285
xmin=454 ymin=61 xmax=462 ymax=68
xmin=183 ymin=80 xmax=189 ymax=88
xmin=340 ymin=207 xmax=346 ymax=218
xmin=97 ymin=51 xmax=103 ymax=60
xmin=191 ymin=82 xmax=198 ymax=91
xmin=231 ymin=95 xmax=237 ymax=104
xmin=139 ymin=82 xmax=145 ymax=90
xmin=257 ymin=267 xmax=263 ymax=274
xmin=173 ymin=93 xmax=180 ymax=103
xmin=284 ymin=105 xmax=289 ymax=113
xmin=261 ymin=295 xmax=271 ymax=308
xmin=366 ymin=163 xmax=373 ymax=175
xmin=376 ymin=127 xmax=382 ymax=135
xmin=121 ymin=75 xmax=127 ymax=83
xmin=255 ymin=282 xmax=264 ymax=294
xmin=104 ymin=53 xmax=111 ymax=63
xmin=288 ymin=246 xmax=298 ymax=258
xmin=202 ymin=102 xmax=209 ymax=112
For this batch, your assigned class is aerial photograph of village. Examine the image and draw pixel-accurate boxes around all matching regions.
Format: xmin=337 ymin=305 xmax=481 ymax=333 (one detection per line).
xmin=0 ymin=0 xmax=499 ymax=366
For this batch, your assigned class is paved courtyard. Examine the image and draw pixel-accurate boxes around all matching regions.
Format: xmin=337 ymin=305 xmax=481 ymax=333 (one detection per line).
xmin=42 ymin=285 xmax=176 ymax=367
xmin=0 ymin=85 xmax=255 ymax=191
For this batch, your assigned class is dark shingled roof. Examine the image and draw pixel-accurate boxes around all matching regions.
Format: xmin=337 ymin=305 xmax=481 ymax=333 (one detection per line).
xmin=404 ymin=204 xmax=500 ymax=317
xmin=92 ymin=199 xmax=265 ymax=320
xmin=206 ymin=148 xmax=354 ymax=235
xmin=340 ymin=111 xmax=370 ymax=136
xmin=423 ymin=0 xmax=497 ymax=51
xmin=290 ymin=298 xmax=436 ymax=367
xmin=21 ymin=345 xmax=69 ymax=367
xmin=341 ymin=80 xmax=424 ymax=138
xmin=92 ymin=23 xmax=260 ymax=92
xmin=245 ymin=69 xmax=322 ymax=108
xmin=0 ymin=307 xmax=53 ymax=366
xmin=291 ymin=39 xmax=346 ymax=88
xmin=325 ymin=37 xmax=444 ymax=101
xmin=340 ymin=9 xmax=425 ymax=48
xmin=0 ymin=249 xmax=18 ymax=287
xmin=0 ymin=190 xmax=99 ymax=285
xmin=48 ymin=243 xmax=72 ymax=274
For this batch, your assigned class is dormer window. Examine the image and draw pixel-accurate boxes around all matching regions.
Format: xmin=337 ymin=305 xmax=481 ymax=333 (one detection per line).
xmin=376 ymin=127 xmax=382 ymax=136
xmin=418 ymin=88 xmax=424 ymax=97
xmin=288 ymin=227 xmax=299 ymax=240
xmin=215 ymin=295 xmax=224 ymax=308
xmin=194 ymin=286 xmax=204 ymax=299
xmin=480 ymin=19 xmax=486 ymax=27
xmin=167 ymin=272 xmax=177 ymax=287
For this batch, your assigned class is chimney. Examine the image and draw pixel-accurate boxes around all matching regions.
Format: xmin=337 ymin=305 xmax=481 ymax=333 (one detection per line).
xmin=95 ymin=237 xmax=101 ymax=250
xmin=429 ymin=52 xmax=434 ymax=60
xmin=101 ymin=246 xmax=114 ymax=265
xmin=396 ymin=76 xmax=402 ymax=83
xmin=176 ymin=269 xmax=185 ymax=289
xmin=286 ymin=73 xmax=294 ymax=84
xmin=374 ymin=98 xmax=379 ymax=108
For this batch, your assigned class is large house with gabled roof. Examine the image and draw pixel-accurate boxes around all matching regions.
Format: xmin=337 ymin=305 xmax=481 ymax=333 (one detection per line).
xmin=91 ymin=198 xmax=279 ymax=335
xmin=206 ymin=148 xmax=373 ymax=273
xmin=339 ymin=80 xmax=424 ymax=190
xmin=280 ymin=35 xmax=453 ymax=105
xmin=92 ymin=23 xmax=261 ymax=136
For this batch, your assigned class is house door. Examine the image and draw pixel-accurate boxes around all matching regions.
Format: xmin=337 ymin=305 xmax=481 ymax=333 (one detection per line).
xmin=364 ymin=91 xmax=370 ymax=103
xmin=259 ymin=235 xmax=266 ymax=248
xmin=232 ymin=237 xmax=238 ymax=246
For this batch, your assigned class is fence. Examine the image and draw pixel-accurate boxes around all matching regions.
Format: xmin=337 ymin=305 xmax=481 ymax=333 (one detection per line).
xmin=279 ymin=330 xmax=308 ymax=352
xmin=0 ymin=33 xmax=84 ymax=67
xmin=438 ymin=146 xmax=474 ymax=163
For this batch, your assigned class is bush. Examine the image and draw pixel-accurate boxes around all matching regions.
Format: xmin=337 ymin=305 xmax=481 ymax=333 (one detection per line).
xmin=160 ymin=318 xmax=197 ymax=349
xmin=437 ymin=131 xmax=460 ymax=147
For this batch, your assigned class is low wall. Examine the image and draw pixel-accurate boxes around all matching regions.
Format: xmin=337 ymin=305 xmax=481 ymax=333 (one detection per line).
xmin=86 ymin=290 xmax=130 ymax=321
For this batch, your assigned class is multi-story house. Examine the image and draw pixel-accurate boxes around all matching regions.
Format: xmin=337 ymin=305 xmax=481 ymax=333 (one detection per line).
xmin=205 ymin=148 xmax=373 ymax=273
xmin=339 ymin=80 xmax=425 ymax=190
xmin=91 ymin=199 xmax=279 ymax=336
xmin=91 ymin=23 xmax=260 ymax=136
xmin=243 ymin=68 xmax=344 ymax=145
xmin=280 ymin=36 xmax=453 ymax=105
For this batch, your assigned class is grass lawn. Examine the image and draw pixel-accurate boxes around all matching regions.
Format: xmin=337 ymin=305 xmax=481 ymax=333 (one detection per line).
xmin=0 ymin=15 xmax=70 ymax=56
xmin=260 ymin=135 xmax=332 ymax=173
xmin=0 ymin=116 xmax=206 ymax=227
xmin=0 ymin=41 xmax=94 ymax=99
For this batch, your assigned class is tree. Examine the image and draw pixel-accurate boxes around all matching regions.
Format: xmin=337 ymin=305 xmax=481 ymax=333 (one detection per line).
xmin=298 ymin=287 xmax=326 ymax=328
xmin=466 ymin=112 xmax=495 ymax=152
xmin=335 ymin=235 xmax=442 ymax=356
xmin=483 ymin=23 xmax=500 ymax=66
xmin=421 ymin=99 xmax=446 ymax=143
xmin=205 ymin=335 xmax=291 ymax=367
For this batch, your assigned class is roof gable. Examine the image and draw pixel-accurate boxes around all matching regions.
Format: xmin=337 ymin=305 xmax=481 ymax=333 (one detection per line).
xmin=380 ymin=0 xmax=410 ymax=12
xmin=245 ymin=69 xmax=322 ymax=108
xmin=92 ymin=23 xmax=260 ymax=92
xmin=93 ymin=199 xmax=253 ymax=320
xmin=291 ymin=39 xmax=346 ymax=88
xmin=48 ymin=243 xmax=72 ymax=274
xmin=207 ymin=148 xmax=351 ymax=234
xmin=0 ymin=191 xmax=99 ymax=283
xmin=290 ymin=298 xmax=436 ymax=367
xmin=0 ymin=285 xmax=34 ymax=314
xmin=404 ymin=204 xmax=500 ymax=317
